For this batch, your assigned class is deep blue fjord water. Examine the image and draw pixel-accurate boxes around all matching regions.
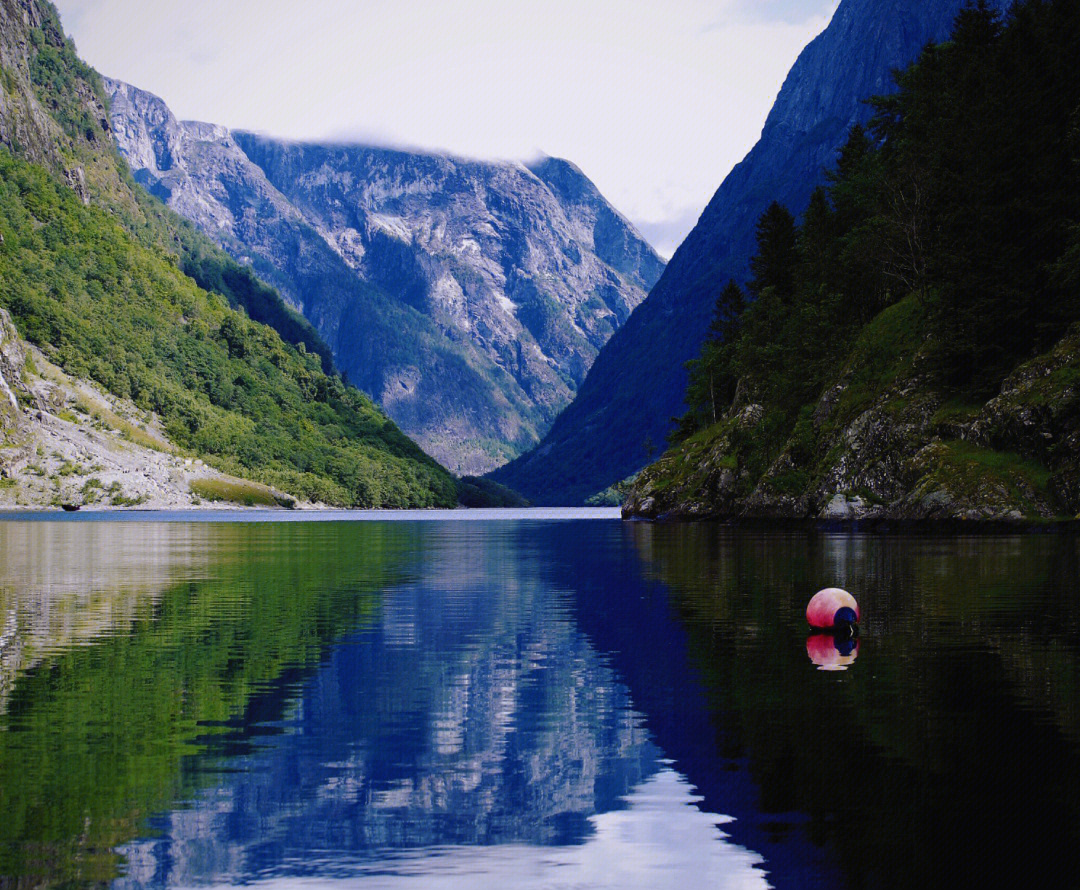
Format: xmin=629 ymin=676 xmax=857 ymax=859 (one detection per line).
xmin=1 ymin=511 xmax=1078 ymax=888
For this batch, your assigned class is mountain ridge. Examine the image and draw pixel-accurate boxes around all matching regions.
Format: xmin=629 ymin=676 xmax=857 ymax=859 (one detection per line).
xmin=105 ymin=80 xmax=664 ymax=474
xmin=0 ymin=0 xmax=459 ymax=509
xmin=490 ymin=0 xmax=1014 ymax=505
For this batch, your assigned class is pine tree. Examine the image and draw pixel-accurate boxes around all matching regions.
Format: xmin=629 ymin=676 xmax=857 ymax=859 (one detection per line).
xmin=675 ymin=281 xmax=747 ymax=439
xmin=748 ymin=202 xmax=797 ymax=301
xmin=796 ymin=187 xmax=837 ymax=294
xmin=708 ymin=280 xmax=747 ymax=344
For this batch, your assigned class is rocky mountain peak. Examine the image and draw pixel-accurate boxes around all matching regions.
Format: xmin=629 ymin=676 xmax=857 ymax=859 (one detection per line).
xmin=106 ymin=80 xmax=665 ymax=474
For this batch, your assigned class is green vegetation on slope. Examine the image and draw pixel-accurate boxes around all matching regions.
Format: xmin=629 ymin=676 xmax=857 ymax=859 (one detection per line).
xmin=177 ymin=236 xmax=338 ymax=375
xmin=0 ymin=0 xmax=461 ymax=507
xmin=189 ymin=477 xmax=294 ymax=507
xmin=636 ymin=0 xmax=1080 ymax=519
xmin=0 ymin=149 xmax=456 ymax=506
xmin=456 ymin=474 xmax=530 ymax=508
xmin=17 ymin=0 xmax=338 ymax=374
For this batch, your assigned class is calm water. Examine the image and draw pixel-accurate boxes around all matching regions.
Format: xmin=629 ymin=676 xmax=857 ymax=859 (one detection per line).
xmin=1 ymin=513 xmax=1078 ymax=888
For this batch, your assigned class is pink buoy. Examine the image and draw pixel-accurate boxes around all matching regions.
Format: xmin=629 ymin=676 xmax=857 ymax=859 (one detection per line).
xmin=806 ymin=587 xmax=860 ymax=629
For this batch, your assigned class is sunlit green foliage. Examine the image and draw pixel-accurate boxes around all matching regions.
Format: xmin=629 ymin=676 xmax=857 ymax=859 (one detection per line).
xmin=0 ymin=149 xmax=457 ymax=507
xmin=26 ymin=3 xmax=107 ymax=144
xmin=0 ymin=1 xmax=464 ymax=506
xmin=189 ymin=477 xmax=294 ymax=507
xmin=19 ymin=2 xmax=338 ymax=377
xmin=178 ymin=242 xmax=338 ymax=375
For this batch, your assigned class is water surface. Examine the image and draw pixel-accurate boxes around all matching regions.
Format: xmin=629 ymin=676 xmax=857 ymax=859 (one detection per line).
xmin=1 ymin=514 xmax=1077 ymax=888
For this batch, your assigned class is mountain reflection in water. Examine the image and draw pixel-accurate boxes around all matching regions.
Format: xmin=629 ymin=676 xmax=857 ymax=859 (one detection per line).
xmin=114 ymin=524 xmax=663 ymax=882
xmin=1 ymin=515 xmax=1079 ymax=889
xmin=128 ymin=770 xmax=764 ymax=890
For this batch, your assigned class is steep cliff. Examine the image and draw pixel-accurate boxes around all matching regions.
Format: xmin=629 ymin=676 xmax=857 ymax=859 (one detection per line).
xmin=105 ymin=81 xmax=664 ymax=474
xmin=625 ymin=0 xmax=1080 ymax=522
xmin=491 ymin=0 xmax=1014 ymax=504
xmin=0 ymin=0 xmax=458 ymax=508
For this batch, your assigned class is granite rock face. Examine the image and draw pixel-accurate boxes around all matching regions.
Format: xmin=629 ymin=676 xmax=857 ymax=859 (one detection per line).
xmin=106 ymin=80 xmax=307 ymax=247
xmin=106 ymin=81 xmax=664 ymax=474
xmin=492 ymin=0 xmax=1014 ymax=504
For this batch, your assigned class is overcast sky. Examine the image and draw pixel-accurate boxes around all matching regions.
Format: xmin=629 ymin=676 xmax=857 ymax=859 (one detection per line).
xmin=53 ymin=0 xmax=838 ymax=258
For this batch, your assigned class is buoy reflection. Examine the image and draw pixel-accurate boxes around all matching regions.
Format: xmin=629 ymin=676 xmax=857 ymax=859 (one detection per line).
xmin=806 ymin=632 xmax=860 ymax=671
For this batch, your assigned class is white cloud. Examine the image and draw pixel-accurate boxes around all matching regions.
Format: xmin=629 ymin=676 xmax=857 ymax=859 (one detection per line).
xmin=56 ymin=0 xmax=836 ymax=258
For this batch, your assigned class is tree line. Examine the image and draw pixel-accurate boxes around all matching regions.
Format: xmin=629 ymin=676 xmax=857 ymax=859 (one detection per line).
xmin=675 ymin=0 xmax=1080 ymax=444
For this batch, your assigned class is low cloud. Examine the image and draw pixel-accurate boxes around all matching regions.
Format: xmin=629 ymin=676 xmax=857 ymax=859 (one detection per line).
xmin=635 ymin=208 xmax=707 ymax=261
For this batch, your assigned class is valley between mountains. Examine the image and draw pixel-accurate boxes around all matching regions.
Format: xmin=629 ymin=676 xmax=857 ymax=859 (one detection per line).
xmin=3 ymin=0 xmax=1079 ymax=521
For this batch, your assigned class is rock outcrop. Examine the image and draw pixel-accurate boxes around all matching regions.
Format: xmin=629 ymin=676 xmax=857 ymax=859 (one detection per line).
xmin=1 ymin=0 xmax=117 ymax=203
xmin=1 ymin=310 xmax=301 ymax=511
xmin=624 ymin=318 xmax=1080 ymax=522
xmin=491 ymin=0 xmax=1014 ymax=504
xmin=105 ymin=81 xmax=664 ymax=474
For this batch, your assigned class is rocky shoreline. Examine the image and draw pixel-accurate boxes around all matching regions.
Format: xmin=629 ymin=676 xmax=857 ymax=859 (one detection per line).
xmin=623 ymin=324 xmax=1080 ymax=523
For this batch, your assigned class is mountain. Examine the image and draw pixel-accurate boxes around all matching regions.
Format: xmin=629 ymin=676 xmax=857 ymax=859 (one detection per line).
xmin=0 ymin=0 xmax=457 ymax=509
xmin=490 ymin=0 xmax=1015 ymax=505
xmin=105 ymin=82 xmax=665 ymax=475
xmin=625 ymin=0 xmax=1080 ymax=522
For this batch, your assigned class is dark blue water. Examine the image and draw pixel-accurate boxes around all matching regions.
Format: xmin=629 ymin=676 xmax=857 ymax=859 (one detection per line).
xmin=1 ymin=514 xmax=1078 ymax=888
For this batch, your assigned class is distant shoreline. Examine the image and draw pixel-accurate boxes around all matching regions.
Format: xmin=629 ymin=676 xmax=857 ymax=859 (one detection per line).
xmin=5 ymin=507 xmax=1075 ymax=532
xmin=0 ymin=506 xmax=623 ymax=522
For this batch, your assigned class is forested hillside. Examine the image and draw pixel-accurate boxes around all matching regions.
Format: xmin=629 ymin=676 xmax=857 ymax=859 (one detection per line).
xmin=0 ymin=0 xmax=457 ymax=507
xmin=626 ymin=0 xmax=1080 ymax=521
